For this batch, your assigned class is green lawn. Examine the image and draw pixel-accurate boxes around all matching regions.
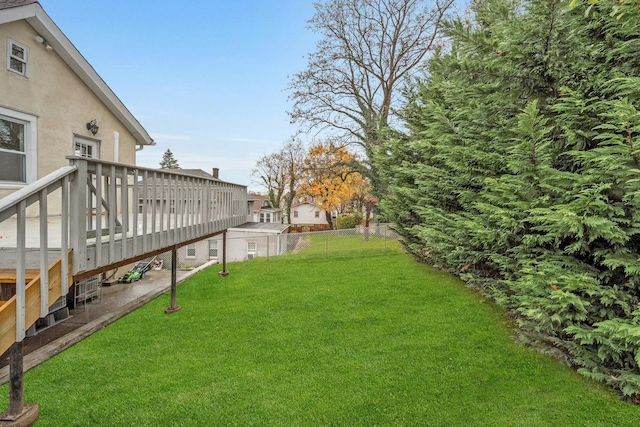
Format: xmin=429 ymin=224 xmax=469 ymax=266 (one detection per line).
xmin=4 ymin=239 xmax=639 ymax=426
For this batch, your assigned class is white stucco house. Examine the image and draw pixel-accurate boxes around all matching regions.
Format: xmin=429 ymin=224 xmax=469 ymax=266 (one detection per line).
xmin=0 ymin=0 xmax=154 ymax=214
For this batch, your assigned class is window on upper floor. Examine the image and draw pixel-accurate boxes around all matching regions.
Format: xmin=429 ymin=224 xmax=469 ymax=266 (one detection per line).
xmin=315 ymin=211 xmax=320 ymax=218
xmin=294 ymin=211 xmax=298 ymax=218
xmin=7 ymin=39 xmax=28 ymax=77
xmin=260 ymin=212 xmax=272 ymax=223
xmin=0 ymin=107 xmax=37 ymax=187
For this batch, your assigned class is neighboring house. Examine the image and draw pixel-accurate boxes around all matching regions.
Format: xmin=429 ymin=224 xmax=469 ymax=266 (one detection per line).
xmin=0 ymin=0 xmax=154 ymax=213
xmin=289 ymin=201 xmax=331 ymax=231
xmin=248 ymin=193 xmax=284 ymax=224
xmin=226 ymin=195 xmax=289 ymax=261
xmin=176 ymin=193 xmax=290 ymax=266
xmin=225 ymin=222 xmax=290 ymax=261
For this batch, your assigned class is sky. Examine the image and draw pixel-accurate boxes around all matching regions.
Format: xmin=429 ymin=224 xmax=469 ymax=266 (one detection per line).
xmin=39 ymin=0 xmax=319 ymax=191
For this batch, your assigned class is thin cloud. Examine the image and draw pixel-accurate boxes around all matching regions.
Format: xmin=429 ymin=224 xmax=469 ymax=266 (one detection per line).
xmin=150 ymin=133 xmax=192 ymax=141
xmin=224 ymin=137 xmax=280 ymax=145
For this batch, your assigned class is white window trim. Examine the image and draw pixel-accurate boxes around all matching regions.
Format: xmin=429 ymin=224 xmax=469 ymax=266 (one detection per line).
xmin=7 ymin=39 xmax=29 ymax=77
xmin=186 ymin=243 xmax=196 ymax=259
xmin=208 ymin=240 xmax=218 ymax=259
xmin=0 ymin=106 xmax=37 ymax=188
xmin=247 ymin=241 xmax=257 ymax=254
xmin=73 ymin=134 xmax=101 ymax=159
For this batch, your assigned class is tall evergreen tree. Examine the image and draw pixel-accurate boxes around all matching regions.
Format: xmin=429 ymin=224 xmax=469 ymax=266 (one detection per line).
xmin=159 ymin=149 xmax=180 ymax=169
xmin=378 ymin=0 xmax=640 ymax=397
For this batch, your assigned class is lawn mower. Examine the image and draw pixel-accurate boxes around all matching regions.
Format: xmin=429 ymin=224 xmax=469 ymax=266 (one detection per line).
xmin=117 ymin=256 xmax=156 ymax=283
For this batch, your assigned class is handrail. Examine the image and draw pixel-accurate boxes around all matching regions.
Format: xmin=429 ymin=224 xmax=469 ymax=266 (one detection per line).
xmin=0 ymin=157 xmax=248 ymax=419
xmin=0 ymin=166 xmax=77 ymax=342
xmin=0 ymin=166 xmax=77 ymax=222
xmin=68 ymin=157 xmax=248 ymax=277
xmin=1 ymin=157 xmax=248 ymax=344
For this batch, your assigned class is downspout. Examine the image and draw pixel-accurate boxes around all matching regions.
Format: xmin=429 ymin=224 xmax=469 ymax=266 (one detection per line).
xmin=113 ymin=132 xmax=120 ymax=162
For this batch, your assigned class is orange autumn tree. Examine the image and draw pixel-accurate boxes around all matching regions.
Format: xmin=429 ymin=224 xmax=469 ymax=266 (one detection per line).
xmin=298 ymin=141 xmax=364 ymax=228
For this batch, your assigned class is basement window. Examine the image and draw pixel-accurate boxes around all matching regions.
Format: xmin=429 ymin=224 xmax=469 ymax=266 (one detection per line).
xmin=209 ymin=240 xmax=218 ymax=259
xmin=186 ymin=243 xmax=196 ymax=258
xmin=247 ymin=241 xmax=257 ymax=258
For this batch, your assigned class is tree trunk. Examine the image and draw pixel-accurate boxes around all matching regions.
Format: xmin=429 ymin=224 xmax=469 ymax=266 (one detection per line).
xmin=325 ymin=210 xmax=334 ymax=230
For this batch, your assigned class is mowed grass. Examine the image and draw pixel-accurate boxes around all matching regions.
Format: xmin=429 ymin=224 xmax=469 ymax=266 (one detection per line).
xmin=3 ymin=238 xmax=639 ymax=426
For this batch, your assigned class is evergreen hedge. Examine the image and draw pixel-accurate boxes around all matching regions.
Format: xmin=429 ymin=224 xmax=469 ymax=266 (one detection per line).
xmin=377 ymin=0 xmax=640 ymax=399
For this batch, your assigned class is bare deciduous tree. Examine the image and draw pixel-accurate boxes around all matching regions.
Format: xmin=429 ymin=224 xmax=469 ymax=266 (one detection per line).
xmin=288 ymin=0 xmax=454 ymax=193
xmin=252 ymin=151 xmax=287 ymax=209
xmin=251 ymin=138 xmax=305 ymax=223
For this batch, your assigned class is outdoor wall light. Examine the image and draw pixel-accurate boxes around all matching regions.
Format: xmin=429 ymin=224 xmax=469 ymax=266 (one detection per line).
xmin=35 ymin=35 xmax=53 ymax=50
xmin=86 ymin=119 xmax=99 ymax=136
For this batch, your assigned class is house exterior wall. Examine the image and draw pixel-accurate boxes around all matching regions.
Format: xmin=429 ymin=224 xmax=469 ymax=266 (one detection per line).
xmin=291 ymin=203 xmax=329 ymax=227
xmin=179 ymin=239 xmax=217 ymax=268
xmin=0 ymin=20 xmax=139 ymax=204
xmin=223 ymin=231 xmax=287 ymax=262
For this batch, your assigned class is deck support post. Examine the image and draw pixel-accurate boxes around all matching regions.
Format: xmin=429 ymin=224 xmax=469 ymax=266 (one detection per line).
xmin=1 ymin=341 xmax=39 ymax=426
xmin=9 ymin=342 xmax=23 ymax=417
xmin=164 ymin=246 xmax=181 ymax=314
xmin=218 ymin=230 xmax=229 ymax=277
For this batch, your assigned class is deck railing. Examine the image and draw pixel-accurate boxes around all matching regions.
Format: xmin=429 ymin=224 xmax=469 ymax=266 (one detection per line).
xmin=70 ymin=157 xmax=247 ymax=278
xmin=0 ymin=166 xmax=76 ymax=343
xmin=0 ymin=157 xmax=247 ymax=343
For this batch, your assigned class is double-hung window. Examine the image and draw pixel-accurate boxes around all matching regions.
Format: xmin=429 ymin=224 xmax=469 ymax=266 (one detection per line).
xmin=0 ymin=107 xmax=37 ymax=187
xmin=7 ymin=39 xmax=28 ymax=77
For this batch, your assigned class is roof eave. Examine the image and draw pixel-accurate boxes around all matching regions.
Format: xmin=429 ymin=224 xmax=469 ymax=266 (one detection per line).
xmin=3 ymin=3 xmax=154 ymax=146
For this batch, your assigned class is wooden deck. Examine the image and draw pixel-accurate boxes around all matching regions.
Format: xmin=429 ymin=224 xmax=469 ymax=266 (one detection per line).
xmin=0 ymin=269 xmax=39 ymax=284
xmin=0 ymin=256 xmax=73 ymax=356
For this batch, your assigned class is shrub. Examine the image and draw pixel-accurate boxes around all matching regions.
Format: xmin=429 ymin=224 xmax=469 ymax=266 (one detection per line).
xmin=336 ymin=213 xmax=363 ymax=229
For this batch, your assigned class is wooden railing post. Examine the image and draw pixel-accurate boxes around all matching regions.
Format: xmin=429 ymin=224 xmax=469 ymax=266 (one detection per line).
xmin=69 ymin=158 xmax=88 ymax=275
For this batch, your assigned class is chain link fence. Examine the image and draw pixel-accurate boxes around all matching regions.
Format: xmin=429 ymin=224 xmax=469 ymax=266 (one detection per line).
xmin=153 ymin=224 xmax=399 ymax=269
xmin=275 ymin=223 xmax=400 ymax=260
